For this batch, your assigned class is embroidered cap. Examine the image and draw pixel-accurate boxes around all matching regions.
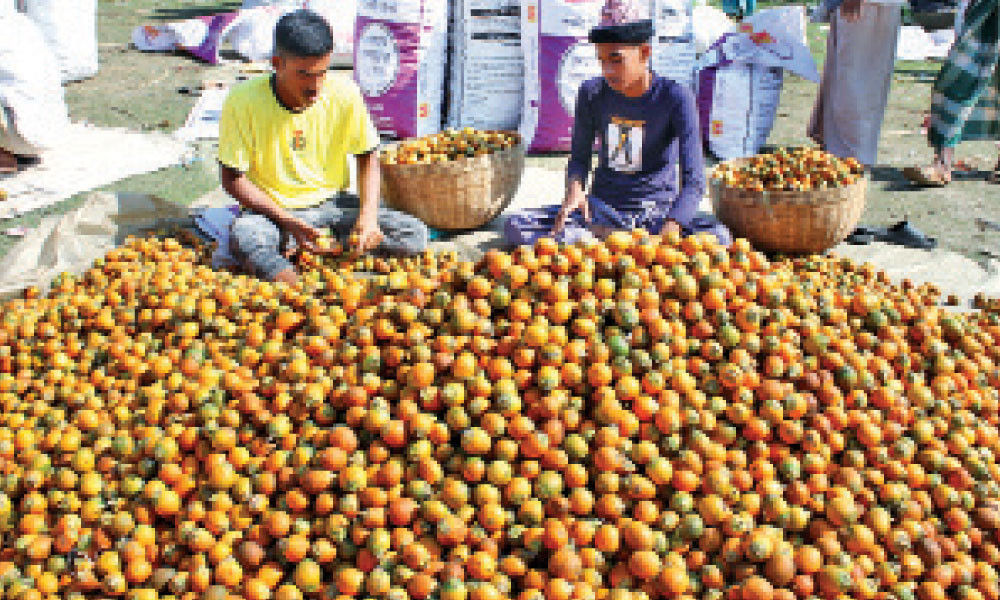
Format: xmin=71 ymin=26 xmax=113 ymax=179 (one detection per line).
xmin=589 ymin=0 xmax=653 ymax=44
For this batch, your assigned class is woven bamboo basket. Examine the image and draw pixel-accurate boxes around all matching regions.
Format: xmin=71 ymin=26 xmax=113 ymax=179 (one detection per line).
xmin=380 ymin=144 xmax=525 ymax=231
xmin=709 ymin=164 xmax=868 ymax=255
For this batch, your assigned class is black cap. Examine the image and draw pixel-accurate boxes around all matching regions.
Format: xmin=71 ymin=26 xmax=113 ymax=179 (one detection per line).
xmin=588 ymin=19 xmax=654 ymax=44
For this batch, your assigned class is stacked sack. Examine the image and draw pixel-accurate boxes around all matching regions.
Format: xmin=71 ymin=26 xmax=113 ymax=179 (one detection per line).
xmin=651 ymin=0 xmax=699 ymax=91
xmin=447 ymin=0 xmax=524 ymax=132
xmin=518 ymin=0 xmax=700 ymax=153
xmin=237 ymin=0 xmax=356 ymax=65
xmin=519 ymin=0 xmax=605 ymax=153
xmin=354 ymin=0 xmax=449 ymax=139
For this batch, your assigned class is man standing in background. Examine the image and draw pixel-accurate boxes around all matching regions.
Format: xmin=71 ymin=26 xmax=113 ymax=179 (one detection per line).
xmin=808 ymin=0 xmax=902 ymax=168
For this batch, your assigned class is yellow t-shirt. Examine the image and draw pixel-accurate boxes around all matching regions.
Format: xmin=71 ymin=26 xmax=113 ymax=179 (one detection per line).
xmin=218 ymin=74 xmax=379 ymax=210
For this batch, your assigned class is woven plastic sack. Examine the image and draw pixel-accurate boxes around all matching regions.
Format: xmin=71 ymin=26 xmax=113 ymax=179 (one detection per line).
xmin=228 ymin=7 xmax=287 ymax=62
xmin=447 ymin=0 xmax=524 ymax=131
xmin=696 ymin=7 xmax=818 ymax=159
xmin=305 ymin=0 xmax=357 ymax=65
xmin=520 ymin=0 xmax=604 ymax=153
xmin=354 ymin=0 xmax=448 ymax=139
xmin=651 ymin=0 xmax=699 ymax=90
xmin=22 ymin=0 xmax=99 ymax=83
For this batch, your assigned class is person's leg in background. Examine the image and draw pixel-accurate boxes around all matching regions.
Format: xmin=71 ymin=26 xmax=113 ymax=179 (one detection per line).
xmin=907 ymin=0 xmax=999 ymax=185
xmin=0 ymin=104 xmax=43 ymax=173
xmin=808 ymin=2 xmax=901 ymax=168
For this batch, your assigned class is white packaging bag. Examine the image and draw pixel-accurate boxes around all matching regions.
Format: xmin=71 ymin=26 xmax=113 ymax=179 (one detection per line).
xmin=520 ymin=0 xmax=604 ymax=153
xmin=22 ymin=0 xmax=99 ymax=83
xmin=229 ymin=7 xmax=289 ymax=62
xmin=0 ymin=12 xmax=69 ymax=151
xmin=304 ymin=0 xmax=358 ymax=65
xmin=692 ymin=5 xmax=735 ymax=54
xmin=448 ymin=0 xmax=524 ymax=131
xmin=354 ymin=0 xmax=449 ymax=139
xmin=651 ymin=0 xmax=699 ymax=90
xmin=132 ymin=25 xmax=181 ymax=53
xmin=696 ymin=6 xmax=819 ymax=160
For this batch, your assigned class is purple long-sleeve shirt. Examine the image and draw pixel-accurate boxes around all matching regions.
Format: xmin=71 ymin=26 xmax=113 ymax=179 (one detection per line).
xmin=566 ymin=75 xmax=705 ymax=229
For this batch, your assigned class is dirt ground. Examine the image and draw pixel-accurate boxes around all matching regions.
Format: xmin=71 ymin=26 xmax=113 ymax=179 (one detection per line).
xmin=1 ymin=0 xmax=997 ymax=262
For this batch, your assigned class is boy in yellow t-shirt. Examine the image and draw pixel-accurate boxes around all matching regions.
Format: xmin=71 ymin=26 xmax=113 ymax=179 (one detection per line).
xmin=219 ymin=10 xmax=427 ymax=284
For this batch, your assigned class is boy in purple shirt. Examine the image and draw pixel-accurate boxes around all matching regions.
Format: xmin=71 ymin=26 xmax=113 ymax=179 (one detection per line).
xmin=505 ymin=0 xmax=731 ymax=247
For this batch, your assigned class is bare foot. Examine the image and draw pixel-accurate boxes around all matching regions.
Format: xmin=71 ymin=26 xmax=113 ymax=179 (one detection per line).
xmin=904 ymin=148 xmax=954 ymax=187
xmin=934 ymin=147 xmax=955 ymax=181
xmin=0 ymin=148 xmax=17 ymax=174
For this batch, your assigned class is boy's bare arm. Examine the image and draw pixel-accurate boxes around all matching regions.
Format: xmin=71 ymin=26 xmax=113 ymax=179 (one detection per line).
xmin=220 ymin=163 xmax=323 ymax=253
xmin=353 ymin=151 xmax=384 ymax=252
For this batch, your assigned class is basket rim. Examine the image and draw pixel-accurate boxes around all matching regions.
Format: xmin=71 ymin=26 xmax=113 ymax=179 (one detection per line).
xmin=378 ymin=142 xmax=526 ymax=231
xmin=709 ymin=162 xmax=869 ymax=206
xmin=380 ymin=144 xmax=525 ymax=179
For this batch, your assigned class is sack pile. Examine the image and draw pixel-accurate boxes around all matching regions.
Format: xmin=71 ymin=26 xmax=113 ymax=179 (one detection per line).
xmin=132 ymin=1 xmax=355 ymax=66
xmin=349 ymin=0 xmax=811 ymax=156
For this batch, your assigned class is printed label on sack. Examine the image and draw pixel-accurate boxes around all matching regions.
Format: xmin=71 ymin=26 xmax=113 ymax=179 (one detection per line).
xmin=356 ymin=0 xmax=422 ymax=23
xmin=356 ymin=22 xmax=400 ymax=97
xmin=557 ymin=42 xmax=600 ymax=115
xmin=651 ymin=0 xmax=696 ymax=89
xmin=540 ymin=0 xmax=603 ymax=37
xmin=652 ymin=0 xmax=693 ymax=37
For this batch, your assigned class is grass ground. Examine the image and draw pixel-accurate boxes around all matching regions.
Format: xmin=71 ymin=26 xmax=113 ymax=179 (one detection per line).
xmin=2 ymin=0 xmax=998 ymax=262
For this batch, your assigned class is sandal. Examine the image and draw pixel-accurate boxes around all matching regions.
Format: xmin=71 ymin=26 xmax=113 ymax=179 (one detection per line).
xmin=903 ymin=165 xmax=951 ymax=187
xmin=845 ymin=226 xmax=885 ymax=245
xmin=877 ymin=221 xmax=937 ymax=250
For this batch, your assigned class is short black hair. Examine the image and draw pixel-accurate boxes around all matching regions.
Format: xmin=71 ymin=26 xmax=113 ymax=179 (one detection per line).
xmin=274 ymin=9 xmax=333 ymax=58
xmin=588 ymin=20 xmax=654 ymax=44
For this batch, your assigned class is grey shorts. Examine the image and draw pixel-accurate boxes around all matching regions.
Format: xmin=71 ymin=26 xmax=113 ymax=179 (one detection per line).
xmin=229 ymin=193 xmax=428 ymax=280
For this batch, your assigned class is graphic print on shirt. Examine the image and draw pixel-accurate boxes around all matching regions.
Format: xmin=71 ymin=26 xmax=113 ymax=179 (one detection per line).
xmin=291 ymin=130 xmax=306 ymax=152
xmin=607 ymin=116 xmax=645 ymax=173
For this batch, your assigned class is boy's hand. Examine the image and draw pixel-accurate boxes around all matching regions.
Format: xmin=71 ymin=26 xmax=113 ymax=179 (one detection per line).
xmin=660 ymin=219 xmax=682 ymax=237
xmin=551 ymin=191 xmax=590 ymax=237
xmin=352 ymin=214 xmax=384 ymax=253
xmin=280 ymin=216 xmax=324 ymax=257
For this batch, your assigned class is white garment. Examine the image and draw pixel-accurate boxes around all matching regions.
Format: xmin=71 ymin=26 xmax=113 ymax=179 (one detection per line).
xmin=22 ymin=0 xmax=99 ymax=82
xmin=0 ymin=13 xmax=69 ymax=152
xmin=808 ymin=2 xmax=901 ymax=166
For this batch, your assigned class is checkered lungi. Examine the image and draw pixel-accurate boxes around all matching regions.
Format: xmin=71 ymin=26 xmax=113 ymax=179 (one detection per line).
xmin=928 ymin=0 xmax=1000 ymax=150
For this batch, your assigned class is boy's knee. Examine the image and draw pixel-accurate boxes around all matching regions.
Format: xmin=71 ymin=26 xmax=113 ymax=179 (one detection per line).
xmin=384 ymin=210 xmax=429 ymax=254
xmin=230 ymin=214 xmax=293 ymax=280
